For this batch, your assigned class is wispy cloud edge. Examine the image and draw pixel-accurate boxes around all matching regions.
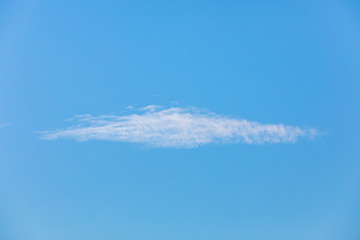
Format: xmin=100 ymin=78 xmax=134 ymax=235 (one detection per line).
xmin=41 ymin=106 xmax=318 ymax=148
xmin=0 ymin=123 xmax=11 ymax=128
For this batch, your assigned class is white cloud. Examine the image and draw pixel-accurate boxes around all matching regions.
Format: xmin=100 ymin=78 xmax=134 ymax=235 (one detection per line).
xmin=41 ymin=106 xmax=318 ymax=148
xmin=0 ymin=123 xmax=11 ymax=128
xmin=140 ymin=105 xmax=161 ymax=111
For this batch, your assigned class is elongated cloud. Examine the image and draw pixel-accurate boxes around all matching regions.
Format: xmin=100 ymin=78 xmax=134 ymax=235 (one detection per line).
xmin=41 ymin=106 xmax=318 ymax=148
xmin=0 ymin=123 xmax=11 ymax=128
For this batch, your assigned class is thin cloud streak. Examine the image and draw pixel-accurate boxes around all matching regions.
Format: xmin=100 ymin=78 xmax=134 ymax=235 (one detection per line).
xmin=41 ymin=106 xmax=318 ymax=148
xmin=0 ymin=123 xmax=11 ymax=128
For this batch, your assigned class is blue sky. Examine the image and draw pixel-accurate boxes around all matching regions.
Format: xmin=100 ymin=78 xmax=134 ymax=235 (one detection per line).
xmin=1 ymin=0 xmax=360 ymax=239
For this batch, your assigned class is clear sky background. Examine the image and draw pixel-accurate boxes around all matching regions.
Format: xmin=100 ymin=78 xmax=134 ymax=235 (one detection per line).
xmin=1 ymin=1 xmax=360 ymax=239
